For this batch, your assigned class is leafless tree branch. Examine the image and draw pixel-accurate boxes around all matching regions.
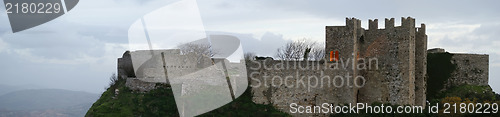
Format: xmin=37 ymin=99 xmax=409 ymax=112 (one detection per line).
xmin=275 ymin=39 xmax=324 ymax=61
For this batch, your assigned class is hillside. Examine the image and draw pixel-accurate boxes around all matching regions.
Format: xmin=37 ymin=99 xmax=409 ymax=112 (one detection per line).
xmin=85 ymin=76 xmax=289 ymax=116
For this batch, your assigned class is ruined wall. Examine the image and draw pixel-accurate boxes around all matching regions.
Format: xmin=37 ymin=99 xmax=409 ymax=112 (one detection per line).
xmin=247 ymin=59 xmax=347 ymax=117
xmin=447 ymin=53 xmax=489 ymax=87
xmin=118 ymin=51 xmax=159 ymax=92
xmin=117 ymin=51 xmax=135 ymax=78
xmin=118 ymin=49 xmax=222 ymax=92
xmin=125 ymin=78 xmax=157 ymax=92
xmin=117 ymin=51 xmax=160 ymax=92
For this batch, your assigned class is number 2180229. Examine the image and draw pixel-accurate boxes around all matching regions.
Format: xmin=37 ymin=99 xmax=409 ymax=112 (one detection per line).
xmin=5 ymin=2 xmax=61 ymax=14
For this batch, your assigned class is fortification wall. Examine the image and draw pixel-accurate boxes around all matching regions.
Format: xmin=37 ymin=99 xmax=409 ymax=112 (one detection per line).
xmin=415 ymin=24 xmax=427 ymax=106
xmin=447 ymin=53 xmax=489 ymax=87
xmin=247 ymin=59 xmax=356 ymax=116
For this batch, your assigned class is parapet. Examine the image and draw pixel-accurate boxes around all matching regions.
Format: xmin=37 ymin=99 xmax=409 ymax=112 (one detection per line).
xmin=369 ymin=19 xmax=378 ymax=30
xmin=417 ymin=24 xmax=426 ymax=34
xmin=401 ymin=17 xmax=415 ymax=28
xmin=346 ymin=17 xmax=361 ymax=28
xmin=362 ymin=17 xmax=421 ymax=30
xmin=385 ymin=18 xmax=395 ymax=29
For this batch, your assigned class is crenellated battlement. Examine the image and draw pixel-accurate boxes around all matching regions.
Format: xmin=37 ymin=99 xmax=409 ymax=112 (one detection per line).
xmin=369 ymin=19 xmax=378 ymax=30
xmin=401 ymin=17 xmax=415 ymax=28
xmin=345 ymin=17 xmax=361 ymax=28
xmin=365 ymin=17 xmax=422 ymax=30
xmin=417 ymin=23 xmax=426 ymax=34
xmin=385 ymin=18 xmax=395 ymax=29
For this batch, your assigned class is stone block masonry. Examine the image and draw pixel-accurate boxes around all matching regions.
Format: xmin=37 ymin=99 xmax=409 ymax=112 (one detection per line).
xmin=428 ymin=49 xmax=490 ymax=89
xmin=449 ymin=54 xmax=488 ymax=87
xmin=325 ymin=17 xmax=426 ymax=106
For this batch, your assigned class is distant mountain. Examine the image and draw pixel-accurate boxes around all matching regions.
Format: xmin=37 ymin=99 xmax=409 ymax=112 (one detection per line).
xmin=0 ymin=89 xmax=98 ymax=117
xmin=0 ymin=84 xmax=45 ymax=96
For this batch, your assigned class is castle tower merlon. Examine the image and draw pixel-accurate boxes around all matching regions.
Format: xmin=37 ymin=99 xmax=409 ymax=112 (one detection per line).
xmin=385 ymin=18 xmax=395 ymax=29
xmin=346 ymin=17 xmax=361 ymax=28
xmin=369 ymin=19 xmax=378 ymax=30
xmin=401 ymin=17 xmax=415 ymax=28
xmin=418 ymin=23 xmax=426 ymax=34
xmin=358 ymin=19 xmax=361 ymax=28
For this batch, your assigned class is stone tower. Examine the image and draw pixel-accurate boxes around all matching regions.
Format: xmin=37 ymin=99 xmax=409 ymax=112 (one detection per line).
xmin=325 ymin=17 xmax=427 ymax=106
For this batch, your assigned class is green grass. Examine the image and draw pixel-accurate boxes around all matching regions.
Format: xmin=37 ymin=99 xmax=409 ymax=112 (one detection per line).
xmin=199 ymin=87 xmax=290 ymax=117
xmin=441 ymin=85 xmax=497 ymax=102
xmin=85 ymin=79 xmax=178 ymax=117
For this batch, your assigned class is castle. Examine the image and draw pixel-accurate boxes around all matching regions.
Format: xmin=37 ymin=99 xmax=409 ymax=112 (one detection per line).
xmin=246 ymin=17 xmax=426 ymax=116
xmin=246 ymin=17 xmax=488 ymax=116
xmin=117 ymin=17 xmax=489 ymax=116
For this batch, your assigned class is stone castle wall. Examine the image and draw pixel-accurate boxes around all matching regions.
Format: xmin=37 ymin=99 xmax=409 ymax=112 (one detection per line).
xmin=415 ymin=24 xmax=428 ymax=107
xmin=426 ymin=49 xmax=489 ymax=91
xmin=447 ymin=53 xmax=489 ymax=87
xmin=247 ymin=59 xmax=352 ymax=117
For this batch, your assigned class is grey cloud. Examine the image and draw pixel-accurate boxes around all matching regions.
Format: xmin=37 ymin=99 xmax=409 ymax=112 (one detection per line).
xmin=437 ymin=23 xmax=500 ymax=52
xmin=248 ymin=0 xmax=500 ymax=23
xmin=0 ymin=0 xmax=498 ymax=93
xmin=207 ymin=31 xmax=287 ymax=57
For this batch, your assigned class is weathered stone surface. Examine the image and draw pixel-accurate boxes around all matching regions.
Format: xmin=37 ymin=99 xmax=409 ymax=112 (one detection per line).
xmin=125 ymin=78 xmax=157 ymax=92
xmin=425 ymin=49 xmax=489 ymax=91
xmin=448 ymin=53 xmax=489 ymax=87
xmin=326 ymin=17 xmax=424 ymax=106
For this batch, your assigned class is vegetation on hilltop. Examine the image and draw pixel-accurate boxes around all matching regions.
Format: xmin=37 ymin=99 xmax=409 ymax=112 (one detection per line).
xmin=85 ymin=75 xmax=289 ymax=117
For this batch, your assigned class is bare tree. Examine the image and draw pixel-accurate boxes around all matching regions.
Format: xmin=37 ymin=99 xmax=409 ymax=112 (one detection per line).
xmin=108 ymin=73 xmax=118 ymax=87
xmin=177 ymin=42 xmax=219 ymax=67
xmin=178 ymin=43 xmax=215 ymax=57
xmin=309 ymin=43 xmax=325 ymax=61
xmin=275 ymin=39 xmax=324 ymax=61
xmin=276 ymin=40 xmax=306 ymax=61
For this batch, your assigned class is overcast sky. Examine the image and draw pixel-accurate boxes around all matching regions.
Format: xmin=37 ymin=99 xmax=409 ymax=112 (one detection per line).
xmin=0 ymin=0 xmax=498 ymax=93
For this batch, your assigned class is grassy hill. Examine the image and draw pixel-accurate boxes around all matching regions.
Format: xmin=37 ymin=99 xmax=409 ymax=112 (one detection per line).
xmin=85 ymin=77 xmax=289 ymax=117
